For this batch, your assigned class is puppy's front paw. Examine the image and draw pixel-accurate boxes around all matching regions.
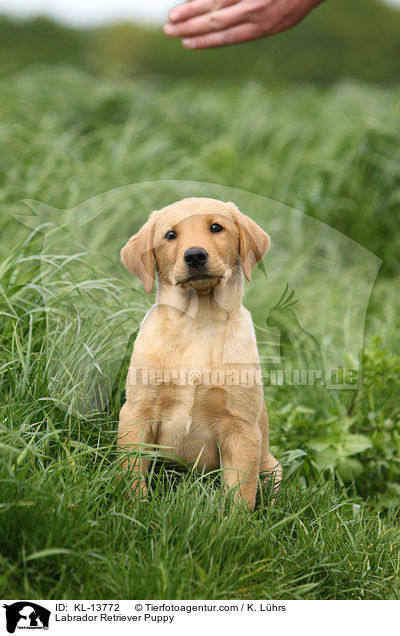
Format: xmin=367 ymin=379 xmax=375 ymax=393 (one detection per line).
xmin=122 ymin=477 xmax=148 ymax=505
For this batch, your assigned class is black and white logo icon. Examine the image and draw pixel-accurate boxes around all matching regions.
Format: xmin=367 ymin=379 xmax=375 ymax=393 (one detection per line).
xmin=3 ymin=602 xmax=50 ymax=634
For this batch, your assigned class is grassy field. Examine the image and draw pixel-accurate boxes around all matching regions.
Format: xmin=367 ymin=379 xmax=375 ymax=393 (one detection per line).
xmin=1 ymin=64 xmax=400 ymax=599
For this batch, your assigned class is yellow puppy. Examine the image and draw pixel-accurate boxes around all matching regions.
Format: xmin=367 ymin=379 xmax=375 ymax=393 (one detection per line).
xmin=118 ymin=197 xmax=281 ymax=510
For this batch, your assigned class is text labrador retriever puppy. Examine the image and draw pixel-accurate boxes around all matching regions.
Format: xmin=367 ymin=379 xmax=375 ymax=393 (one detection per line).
xmin=118 ymin=197 xmax=281 ymax=510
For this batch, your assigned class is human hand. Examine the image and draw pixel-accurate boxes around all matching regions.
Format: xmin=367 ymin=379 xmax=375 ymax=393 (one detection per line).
xmin=164 ymin=0 xmax=324 ymax=49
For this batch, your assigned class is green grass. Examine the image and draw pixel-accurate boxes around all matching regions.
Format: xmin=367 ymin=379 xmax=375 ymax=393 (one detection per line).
xmin=1 ymin=65 xmax=400 ymax=599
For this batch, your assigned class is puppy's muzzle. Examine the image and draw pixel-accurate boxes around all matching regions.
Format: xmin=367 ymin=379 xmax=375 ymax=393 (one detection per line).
xmin=184 ymin=247 xmax=208 ymax=269
xmin=178 ymin=247 xmax=224 ymax=288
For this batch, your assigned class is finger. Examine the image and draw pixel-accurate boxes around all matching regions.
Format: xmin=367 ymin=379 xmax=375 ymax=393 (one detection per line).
xmin=182 ymin=22 xmax=263 ymax=48
xmin=164 ymin=3 xmax=245 ymax=38
xmin=168 ymin=0 xmax=239 ymax=23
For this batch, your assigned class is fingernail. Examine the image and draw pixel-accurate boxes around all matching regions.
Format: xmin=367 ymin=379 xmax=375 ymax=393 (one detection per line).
xmin=168 ymin=9 xmax=180 ymax=21
xmin=164 ymin=23 xmax=178 ymax=37
xmin=182 ymin=38 xmax=195 ymax=49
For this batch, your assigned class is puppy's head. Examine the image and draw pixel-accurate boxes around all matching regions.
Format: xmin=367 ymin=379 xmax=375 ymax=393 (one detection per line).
xmin=121 ymin=198 xmax=270 ymax=294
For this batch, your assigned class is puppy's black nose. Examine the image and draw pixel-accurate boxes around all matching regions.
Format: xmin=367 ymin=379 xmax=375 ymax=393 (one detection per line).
xmin=184 ymin=247 xmax=208 ymax=268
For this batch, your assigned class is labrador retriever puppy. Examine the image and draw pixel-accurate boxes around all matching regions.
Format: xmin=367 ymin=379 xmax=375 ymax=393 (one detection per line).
xmin=118 ymin=197 xmax=281 ymax=510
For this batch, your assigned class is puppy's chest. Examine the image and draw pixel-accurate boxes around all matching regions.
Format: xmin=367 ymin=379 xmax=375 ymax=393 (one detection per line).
xmin=154 ymin=383 xmax=222 ymax=465
xmin=145 ymin=320 xmax=228 ymax=368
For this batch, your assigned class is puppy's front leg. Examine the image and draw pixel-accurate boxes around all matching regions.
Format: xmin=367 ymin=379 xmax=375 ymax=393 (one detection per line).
xmin=259 ymin=403 xmax=282 ymax=504
xmin=220 ymin=427 xmax=262 ymax=511
xmin=118 ymin=400 xmax=156 ymax=500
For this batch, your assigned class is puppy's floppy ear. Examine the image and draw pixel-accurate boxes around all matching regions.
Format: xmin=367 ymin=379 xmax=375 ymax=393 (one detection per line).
xmin=120 ymin=217 xmax=155 ymax=294
xmin=230 ymin=205 xmax=270 ymax=281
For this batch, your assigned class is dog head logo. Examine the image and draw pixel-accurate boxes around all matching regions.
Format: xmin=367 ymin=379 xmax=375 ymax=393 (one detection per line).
xmin=3 ymin=602 xmax=50 ymax=634
xmin=16 ymin=183 xmax=381 ymax=392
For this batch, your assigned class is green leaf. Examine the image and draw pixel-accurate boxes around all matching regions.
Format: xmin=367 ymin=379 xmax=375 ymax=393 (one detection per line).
xmin=342 ymin=434 xmax=373 ymax=455
xmin=336 ymin=458 xmax=364 ymax=481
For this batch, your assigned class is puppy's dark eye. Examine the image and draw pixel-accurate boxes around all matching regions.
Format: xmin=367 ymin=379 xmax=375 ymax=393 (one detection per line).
xmin=210 ymin=223 xmax=223 ymax=233
xmin=165 ymin=230 xmax=177 ymax=240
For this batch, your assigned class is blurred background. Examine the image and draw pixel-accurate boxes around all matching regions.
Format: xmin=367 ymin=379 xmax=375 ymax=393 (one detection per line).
xmin=0 ymin=0 xmax=400 ymax=83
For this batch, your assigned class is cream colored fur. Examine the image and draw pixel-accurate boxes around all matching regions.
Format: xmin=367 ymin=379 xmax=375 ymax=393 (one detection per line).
xmin=118 ymin=197 xmax=281 ymax=510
